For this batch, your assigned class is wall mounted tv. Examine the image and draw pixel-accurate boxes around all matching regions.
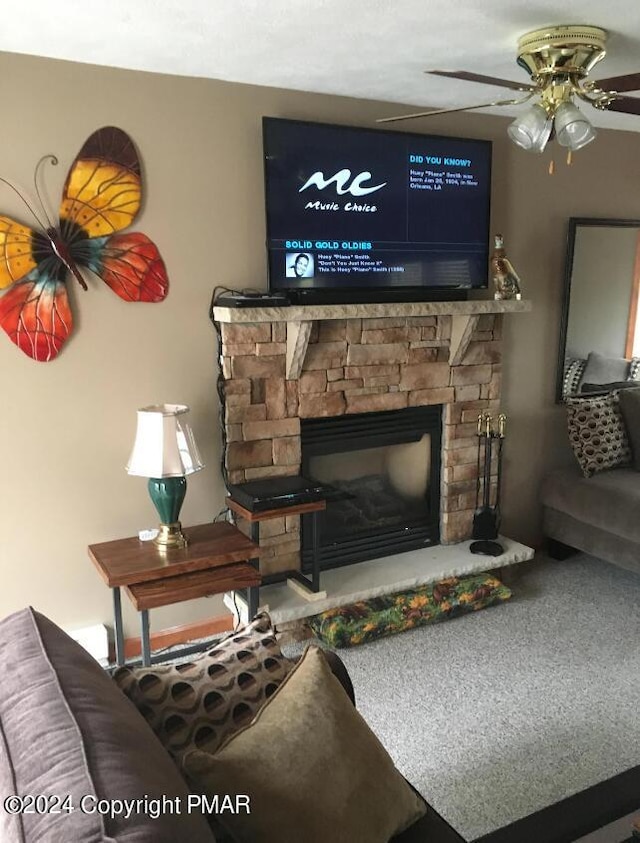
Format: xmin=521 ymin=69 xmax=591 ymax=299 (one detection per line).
xmin=263 ymin=117 xmax=492 ymax=304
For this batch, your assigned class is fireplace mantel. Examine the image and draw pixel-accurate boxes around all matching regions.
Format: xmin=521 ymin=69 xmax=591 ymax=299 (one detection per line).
xmin=214 ymin=299 xmax=531 ymax=377
xmin=212 ymin=298 xmax=531 ymax=324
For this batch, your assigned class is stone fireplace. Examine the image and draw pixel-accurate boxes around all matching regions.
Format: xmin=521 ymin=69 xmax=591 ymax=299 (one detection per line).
xmin=214 ymin=300 xmax=530 ymax=581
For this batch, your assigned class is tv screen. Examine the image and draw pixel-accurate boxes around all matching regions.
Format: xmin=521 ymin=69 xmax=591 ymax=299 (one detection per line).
xmin=263 ymin=117 xmax=492 ymax=302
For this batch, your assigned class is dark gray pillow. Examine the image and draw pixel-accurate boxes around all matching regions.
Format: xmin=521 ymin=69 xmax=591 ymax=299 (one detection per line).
xmin=618 ymin=387 xmax=640 ymax=470
xmin=580 ymin=381 xmax=636 ymax=394
xmin=0 ymin=607 xmax=215 ymax=843
xmin=581 ymin=351 xmax=630 ymax=386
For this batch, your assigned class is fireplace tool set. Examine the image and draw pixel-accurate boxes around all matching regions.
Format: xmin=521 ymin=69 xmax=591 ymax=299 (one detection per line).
xmin=471 ymin=412 xmax=507 ymax=557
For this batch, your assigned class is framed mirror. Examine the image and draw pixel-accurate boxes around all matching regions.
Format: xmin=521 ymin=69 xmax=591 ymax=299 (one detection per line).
xmin=556 ymin=218 xmax=640 ymax=403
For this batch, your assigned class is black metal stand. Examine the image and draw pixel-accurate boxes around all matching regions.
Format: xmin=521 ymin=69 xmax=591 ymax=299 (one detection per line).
xmin=250 ymin=511 xmax=322 ymax=594
xmin=471 ymin=413 xmax=506 ymax=556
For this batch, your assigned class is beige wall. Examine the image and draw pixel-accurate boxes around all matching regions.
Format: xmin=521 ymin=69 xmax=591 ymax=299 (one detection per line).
xmin=1 ymin=51 xmax=639 ymax=636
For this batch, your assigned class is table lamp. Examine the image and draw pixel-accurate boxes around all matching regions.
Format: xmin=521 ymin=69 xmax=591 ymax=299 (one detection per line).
xmin=126 ymin=404 xmax=204 ymax=549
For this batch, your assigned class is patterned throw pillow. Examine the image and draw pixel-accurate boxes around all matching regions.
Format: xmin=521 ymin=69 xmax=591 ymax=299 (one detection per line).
xmin=565 ymin=391 xmax=631 ymax=478
xmin=628 ymin=357 xmax=640 ymax=381
xmin=563 ymin=357 xmax=587 ymax=398
xmin=113 ymin=613 xmax=293 ymax=762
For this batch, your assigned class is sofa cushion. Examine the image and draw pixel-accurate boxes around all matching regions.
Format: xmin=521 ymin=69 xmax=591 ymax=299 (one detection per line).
xmin=541 ymin=465 xmax=640 ymax=544
xmin=618 ymin=387 xmax=640 ymax=470
xmin=565 ymin=391 xmax=631 ymax=477
xmin=183 ymin=645 xmax=427 ymax=843
xmin=581 ymin=351 xmax=630 ymax=386
xmin=114 ymin=613 xmax=293 ymax=762
xmin=0 ymin=607 xmax=214 ymax=843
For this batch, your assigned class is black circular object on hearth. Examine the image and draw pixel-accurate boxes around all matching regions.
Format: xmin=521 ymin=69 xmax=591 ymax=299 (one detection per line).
xmin=470 ymin=540 xmax=504 ymax=556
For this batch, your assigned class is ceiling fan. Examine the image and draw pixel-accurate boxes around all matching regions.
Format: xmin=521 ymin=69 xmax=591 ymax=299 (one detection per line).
xmin=378 ymin=25 xmax=640 ymax=154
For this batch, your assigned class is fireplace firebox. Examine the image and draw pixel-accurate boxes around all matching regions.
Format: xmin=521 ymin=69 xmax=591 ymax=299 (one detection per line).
xmin=301 ymin=406 xmax=442 ymax=571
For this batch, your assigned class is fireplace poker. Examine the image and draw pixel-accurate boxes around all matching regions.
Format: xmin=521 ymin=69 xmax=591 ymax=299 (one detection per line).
xmin=494 ymin=414 xmax=507 ymax=515
xmin=474 ymin=412 xmax=484 ymax=512
xmin=470 ymin=413 xmax=504 ymax=557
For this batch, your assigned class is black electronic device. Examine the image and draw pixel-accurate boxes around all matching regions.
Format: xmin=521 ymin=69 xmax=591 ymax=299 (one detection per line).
xmin=227 ymin=475 xmax=326 ymax=512
xmin=215 ymin=292 xmax=291 ymax=308
xmin=262 ymin=117 xmax=492 ymax=304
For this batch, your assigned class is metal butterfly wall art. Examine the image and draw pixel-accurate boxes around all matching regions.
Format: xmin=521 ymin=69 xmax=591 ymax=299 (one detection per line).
xmin=0 ymin=126 xmax=168 ymax=362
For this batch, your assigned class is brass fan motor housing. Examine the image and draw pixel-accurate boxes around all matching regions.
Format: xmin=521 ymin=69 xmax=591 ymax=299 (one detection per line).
xmin=516 ymin=25 xmax=608 ymax=81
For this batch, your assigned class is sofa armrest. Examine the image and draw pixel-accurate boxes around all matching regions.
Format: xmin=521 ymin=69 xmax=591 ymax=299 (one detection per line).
xmin=291 ymin=647 xmax=356 ymax=705
xmin=321 ymin=648 xmax=356 ymax=705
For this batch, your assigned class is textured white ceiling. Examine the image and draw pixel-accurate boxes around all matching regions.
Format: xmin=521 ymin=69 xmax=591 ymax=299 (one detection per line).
xmin=4 ymin=0 xmax=640 ymax=131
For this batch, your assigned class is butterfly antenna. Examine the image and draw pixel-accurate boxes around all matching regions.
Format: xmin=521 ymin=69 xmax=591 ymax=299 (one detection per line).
xmin=0 ymin=175 xmax=48 ymax=232
xmin=34 ymin=154 xmax=58 ymax=228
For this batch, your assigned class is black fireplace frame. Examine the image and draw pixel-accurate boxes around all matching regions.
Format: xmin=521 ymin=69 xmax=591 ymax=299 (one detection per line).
xmin=301 ymin=405 xmax=442 ymax=572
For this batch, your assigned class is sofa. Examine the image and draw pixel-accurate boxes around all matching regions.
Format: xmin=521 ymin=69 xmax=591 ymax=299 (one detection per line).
xmin=542 ymin=464 xmax=640 ymax=576
xmin=543 ymin=379 xmax=640 ymax=576
xmin=0 ymin=607 xmax=464 ymax=842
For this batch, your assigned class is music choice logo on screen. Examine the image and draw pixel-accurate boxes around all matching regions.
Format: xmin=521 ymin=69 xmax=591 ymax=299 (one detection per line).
xmin=298 ymin=168 xmax=387 ymax=197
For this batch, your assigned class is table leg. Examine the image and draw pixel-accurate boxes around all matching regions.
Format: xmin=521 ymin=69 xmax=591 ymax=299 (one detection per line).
xmin=248 ymin=521 xmax=260 ymax=620
xmin=140 ymin=610 xmax=151 ymax=667
xmin=113 ymin=587 xmax=125 ymax=667
xmin=248 ymin=578 xmax=259 ymax=620
xmin=311 ymin=511 xmax=320 ymax=593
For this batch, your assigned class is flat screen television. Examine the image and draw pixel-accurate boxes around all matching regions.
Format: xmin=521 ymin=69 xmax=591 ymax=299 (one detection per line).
xmin=263 ymin=117 xmax=492 ymax=304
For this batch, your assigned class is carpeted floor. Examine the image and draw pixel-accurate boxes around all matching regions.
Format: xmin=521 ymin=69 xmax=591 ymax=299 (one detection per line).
xmin=284 ymin=554 xmax=640 ymax=841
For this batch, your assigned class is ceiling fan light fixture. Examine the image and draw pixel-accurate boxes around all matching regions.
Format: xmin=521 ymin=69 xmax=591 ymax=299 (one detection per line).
xmin=554 ymin=101 xmax=597 ymax=150
xmin=507 ymin=104 xmax=552 ymax=152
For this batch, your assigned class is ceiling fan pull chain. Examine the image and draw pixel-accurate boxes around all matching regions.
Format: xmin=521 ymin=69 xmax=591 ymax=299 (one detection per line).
xmin=548 ymin=159 xmax=555 ymax=176
xmin=567 ymin=150 xmax=573 ymax=166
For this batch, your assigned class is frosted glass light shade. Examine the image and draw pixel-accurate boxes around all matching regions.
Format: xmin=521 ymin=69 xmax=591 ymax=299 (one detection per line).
xmin=507 ymin=105 xmax=552 ymax=152
xmin=126 ymin=404 xmax=204 ymax=478
xmin=555 ymin=102 xmax=597 ymax=151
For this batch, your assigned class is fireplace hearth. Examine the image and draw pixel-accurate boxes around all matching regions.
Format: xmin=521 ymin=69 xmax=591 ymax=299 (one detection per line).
xmin=301 ymin=406 xmax=441 ymax=570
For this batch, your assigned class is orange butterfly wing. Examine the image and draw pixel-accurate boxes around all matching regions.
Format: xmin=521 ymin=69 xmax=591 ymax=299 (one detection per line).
xmin=0 ymin=216 xmax=68 ymax=361
xmin=59 ymin=126 xmax=142 ymax=240
xmin=0 ymin=268 xmax=72 ymax=362
xmin=0 ymin=216 xmax=40 ymax=290
xmin=96 ymin=232 xmax=168 ymax=302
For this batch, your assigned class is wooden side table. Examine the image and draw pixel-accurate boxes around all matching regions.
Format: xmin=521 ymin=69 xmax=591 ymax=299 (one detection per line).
xmin=88 ymin=522 xmax=261 ymax=666
xmin=225 ymin=497 xmax=326 ymax=598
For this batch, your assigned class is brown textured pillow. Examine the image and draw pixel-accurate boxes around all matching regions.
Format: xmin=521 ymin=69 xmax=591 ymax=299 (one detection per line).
xmin=114 ymin=613 xmax=293 ymax=762
xmin=183 ymin=645 xmax=426 ymax=843
xmin=566 ymin=391 xmax=631 ymax=477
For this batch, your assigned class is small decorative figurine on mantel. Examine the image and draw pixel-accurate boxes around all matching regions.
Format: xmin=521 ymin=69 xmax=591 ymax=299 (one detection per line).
xmin=491 ymin=233 xmax=522 ymax=301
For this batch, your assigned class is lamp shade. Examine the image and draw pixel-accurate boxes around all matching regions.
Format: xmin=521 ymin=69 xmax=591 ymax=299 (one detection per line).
xmin=554 ymin=102 xmax=597 ymax=151
xmin=507 ymin=104 xmax=552 ymax=152
xmin=126 ymin=404 xmax=204 ymax=478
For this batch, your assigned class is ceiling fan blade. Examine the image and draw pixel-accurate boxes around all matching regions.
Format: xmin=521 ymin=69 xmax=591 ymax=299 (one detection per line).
xmin=594 ymin=72 xmax=640 ymax=93
xmin=377 ymin=94 xmax=533 ymax=124
xmin=603 ymin=95 xmax=640 ymax=115
xmin=428 ymin=70 xmax=536 ymax=93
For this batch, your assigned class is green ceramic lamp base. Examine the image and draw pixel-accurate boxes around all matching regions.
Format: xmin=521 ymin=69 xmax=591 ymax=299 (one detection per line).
xmin=148 ymin=476 xmax=188 ymax=548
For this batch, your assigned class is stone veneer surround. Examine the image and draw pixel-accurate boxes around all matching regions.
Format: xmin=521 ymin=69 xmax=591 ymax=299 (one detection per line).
xmin=214 ymin=301 xmax=531 ymax=578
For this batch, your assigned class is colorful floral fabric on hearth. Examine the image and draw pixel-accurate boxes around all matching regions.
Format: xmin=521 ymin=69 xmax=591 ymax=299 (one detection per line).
xmin=308 ymin=573 xmax=512 ymax=647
